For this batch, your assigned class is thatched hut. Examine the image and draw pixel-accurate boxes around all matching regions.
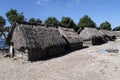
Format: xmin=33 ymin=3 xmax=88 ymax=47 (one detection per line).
xmin=58 ymin=27 xmax=83 ymax=50
xmin=112 ymin=31 xmax=120 ymax=38
xmin=78 ymin=27 xmax=105 ymax=46
xmin=99 ymin=30 xmax=116 ymax=41
xmin=7 ymin=21 xmax=67 ymax=61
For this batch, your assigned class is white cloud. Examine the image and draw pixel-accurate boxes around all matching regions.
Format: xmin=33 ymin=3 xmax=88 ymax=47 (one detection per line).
xmin=65 ymin=0 xmax=82 ymax=8
xmin=36 ymin=0 xmax=49 ymax=6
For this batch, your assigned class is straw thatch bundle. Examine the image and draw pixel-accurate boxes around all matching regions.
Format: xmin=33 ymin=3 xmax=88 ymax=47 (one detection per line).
xmin=79 ymin=27 xmax=105 ymax=46
xmin=7 ymin=21 xmax=67 ymax=61
xmin=112 ymin=31 xmax=120 ymax=37
xmin=99 ymin=30 xmax=116 ymax=41
xmin=58 ymin=27 xmax=83 ymax=50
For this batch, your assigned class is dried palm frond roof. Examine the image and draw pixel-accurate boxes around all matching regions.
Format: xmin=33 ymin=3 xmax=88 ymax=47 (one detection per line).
xmin=99 ymin=30 xmax=114 ymax=37
xmin=58 ymin=27 xmax=82 ymax=44
xmin=112 ymin=31 xmax=120 ymax=37
xmin=20 ymin=27 xmax=67 ymax=50
xmin=7 ymin=21 xmax=45 ymax=43
xmin=79 ymin=27 xmax=104 ymax=41
xmin=7 ymin=21 xmax=67 ymax=50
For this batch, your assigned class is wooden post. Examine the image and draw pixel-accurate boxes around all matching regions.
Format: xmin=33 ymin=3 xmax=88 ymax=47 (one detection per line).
xmin=9 ymin=43 xmax=13 ymax=58
xmin=24 ymin=49 xmax=29 ymax=61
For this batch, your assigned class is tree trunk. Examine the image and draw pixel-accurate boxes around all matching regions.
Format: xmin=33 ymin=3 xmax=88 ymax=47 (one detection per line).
xmin=0 ymin=31 xmax=7 ymax=40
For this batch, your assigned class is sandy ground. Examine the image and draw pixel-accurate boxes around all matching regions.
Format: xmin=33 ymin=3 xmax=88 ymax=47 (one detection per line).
xmin=0 ymin=40 xmax=120 ymax=80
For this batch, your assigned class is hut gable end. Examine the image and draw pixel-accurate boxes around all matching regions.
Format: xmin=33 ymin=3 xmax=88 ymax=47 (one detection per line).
xmin=79 ymin=27 xmax=105 ymax=46
xmin=12 ymin=25 xmax=26 ymax=49
xmin=58 ymin=27 xmax=83 ymax=50
xmin=79 ymin=27 xmax=104 ymax=41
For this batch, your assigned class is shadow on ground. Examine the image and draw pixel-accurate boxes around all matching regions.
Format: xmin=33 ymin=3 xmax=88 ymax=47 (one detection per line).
xmin=34 ymin=46 xmax=89 ymax=62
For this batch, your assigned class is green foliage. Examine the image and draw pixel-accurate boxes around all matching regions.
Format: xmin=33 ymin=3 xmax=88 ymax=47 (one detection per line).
xmin=45 ymin=17 xmax=59 ymax=27
xmin=74 ymin=26 xmax=80 ymax=32
xmin=78 ymin=15 xmax=96 ymax=28
xmin=6 ymin=9 xmax=25 ymax=24
xmin=60 ymin=17 xmax=76 ymax=29
xmin=0 ymin=16 xmax=6 ymax=29
xmin=36 ymin=19 xmax=42 ymax=24
xmin=113 ymin=26 xmax=120 ymax=31
xmin=0 ymin=16 xmax=7 ymax=40
xmin=29 ymin=18 xmax=42 ymax=24
xmin=99 ymin=21 xmax=112 ymax=30
xmin=4 ymin=27 xmax=10 ymax=32
xmin=29 ymin=18 xmax=36 ymax=23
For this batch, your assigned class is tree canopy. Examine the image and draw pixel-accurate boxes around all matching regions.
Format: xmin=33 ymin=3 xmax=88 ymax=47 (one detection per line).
xmin=36 ymin=19 xmax=42 ymax=24
xmin=59 ymin=17 xmax=76 ymax=29
xmin=0 ymin=16 xmax=6 ymax=29
xmin=99 ymin=21 xmax=112 ymax=30
xmin=0 ymin=16 xmax=7 ymax=40
xmin=29 ymin=18 xmax=36 ymax=23
xmin=113 ymin=26 xmax=120 ymax=31
xmin=78 ymin=15 xmax=96 ymax=28
xmin=29 ymin=18 xmax=42 ymax=24
xmin=44 ymin=17 xmax=59 ymax=27
xmin=6 ymin=9 xmax=25 ymax=24
xmin=4 ymin=26 xmax=10 ymax=32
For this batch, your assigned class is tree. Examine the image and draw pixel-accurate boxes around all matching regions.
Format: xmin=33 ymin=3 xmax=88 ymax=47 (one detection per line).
xmin=4 ymin=26 xmax=10 ymax=32
xmin=0 ymin=16 xmax=7 ymax=40
xmin=99 ymin=21 xmax=112 ymax=30
xmin=29 ymin=18 xmax=42 ymax=24
xmin=59 ymin=17 xmax=76 ymax=29
xmin=78 ymin=15 xmax=96 ymax=28
xmin=36 ymin=19 xmax=42 ymax=24
xmin=6 ymin=9 xmax=25 ymax=24
xmin=44 ymin=17 xmax=59 ymax=27
xmin=0 ymin=16 xmax=6 ymax=28
xmin=113 ymin=26 xmax=120 ymax=31
xmin=29 ymin=18 xmax=36 ymax=23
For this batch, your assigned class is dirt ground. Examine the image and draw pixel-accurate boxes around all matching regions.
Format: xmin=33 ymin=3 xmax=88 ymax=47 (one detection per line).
xmin=0 ymin=40 xmax=120 ymax=80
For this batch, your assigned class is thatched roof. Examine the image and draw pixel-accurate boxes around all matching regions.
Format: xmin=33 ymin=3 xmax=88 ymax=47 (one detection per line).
xmin=79 ymin=27 xmax=104 ymax=41
xmin=112 ymin=31 xmax=120 ymax=37
xmin=7 ymin=21 xmax=67 ymax=50
xmin=58 ymin=27 xmax=83 ymax=49
xmin=58 ymin=27 xmax=82 ymax=43
xmin=99 ymin=30 xmax=114 ymax=37
xmin=99 ymin=30 xmax=116 ymax=41
xmin=7 ymin=21 xmax=45 ymax=44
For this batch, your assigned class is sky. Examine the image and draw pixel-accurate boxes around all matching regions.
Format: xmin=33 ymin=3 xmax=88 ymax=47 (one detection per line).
xmin=0 ymin=0 xmax=120 ymax=28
